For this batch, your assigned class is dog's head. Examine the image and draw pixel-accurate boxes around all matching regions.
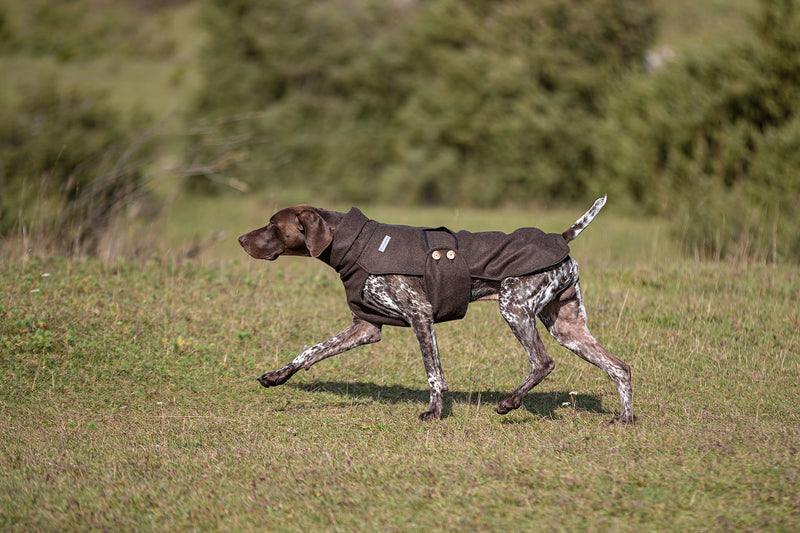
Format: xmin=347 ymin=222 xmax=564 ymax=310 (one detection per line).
xmin=238 ymin=205 xmax=334 ymax=261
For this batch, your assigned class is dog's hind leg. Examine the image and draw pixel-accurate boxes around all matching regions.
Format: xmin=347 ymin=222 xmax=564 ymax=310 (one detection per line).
xmin=538 ymin=280 xmax=634 ymax=424
xmin=496 ymin=275 xmax=557 ymax=415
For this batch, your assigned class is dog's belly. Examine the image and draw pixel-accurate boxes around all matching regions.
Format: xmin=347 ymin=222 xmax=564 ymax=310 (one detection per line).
xmin=470 ymin=279 xmax=501 ymax=301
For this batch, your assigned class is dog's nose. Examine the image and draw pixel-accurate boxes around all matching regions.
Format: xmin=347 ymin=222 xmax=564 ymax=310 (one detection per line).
xmin=238 ymin=235 xmax=247 ymax=247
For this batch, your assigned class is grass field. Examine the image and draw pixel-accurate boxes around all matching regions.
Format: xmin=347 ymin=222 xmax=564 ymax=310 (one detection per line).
xmin=3 ymin=1 xmax=796 ymax=530
xmin=2 ymin=204 xmax=799 ymax=531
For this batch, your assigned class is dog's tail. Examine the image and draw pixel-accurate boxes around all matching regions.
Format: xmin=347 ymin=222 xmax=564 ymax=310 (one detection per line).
xmin=562 ymin=195 xmax=607 ymax=243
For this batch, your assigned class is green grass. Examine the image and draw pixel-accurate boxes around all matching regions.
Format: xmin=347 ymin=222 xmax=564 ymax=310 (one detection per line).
xmin=3 ymin=1 xmax=796 ymax=529
xmin=2 ymin=205 xmax=799 ymax=531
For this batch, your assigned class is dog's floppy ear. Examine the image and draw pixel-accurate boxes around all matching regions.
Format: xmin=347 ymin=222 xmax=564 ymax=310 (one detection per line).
xmin=297 ymin=209 xmax=333 ymax=258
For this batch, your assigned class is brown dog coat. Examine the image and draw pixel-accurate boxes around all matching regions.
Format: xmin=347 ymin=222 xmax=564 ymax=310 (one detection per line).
xmin=325 ymin=208 xmax=570 ymax=326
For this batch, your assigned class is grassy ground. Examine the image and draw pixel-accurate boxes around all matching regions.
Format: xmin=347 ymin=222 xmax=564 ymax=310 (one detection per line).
xmin=2 ymin=204 xmax=799 ymax=531
xmin=3 ymin=2 xmax=794 ymax=530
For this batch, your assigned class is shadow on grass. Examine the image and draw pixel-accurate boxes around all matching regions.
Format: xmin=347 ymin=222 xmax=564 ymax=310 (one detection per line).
xmin=288 ymin=381 xmax=608 ymax=420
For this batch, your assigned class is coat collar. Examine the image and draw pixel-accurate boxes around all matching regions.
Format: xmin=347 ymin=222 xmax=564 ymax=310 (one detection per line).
xmin=328 ymin=207 xmax=370 ymax=272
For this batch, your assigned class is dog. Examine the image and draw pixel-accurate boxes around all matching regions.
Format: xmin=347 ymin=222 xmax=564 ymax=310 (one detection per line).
xmin=238 ymin=197 xmax=633 ymax=423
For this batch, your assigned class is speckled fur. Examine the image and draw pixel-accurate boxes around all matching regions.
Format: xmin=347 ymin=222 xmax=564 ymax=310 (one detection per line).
xmin=240 ymin=197 xmax=634 ymax=423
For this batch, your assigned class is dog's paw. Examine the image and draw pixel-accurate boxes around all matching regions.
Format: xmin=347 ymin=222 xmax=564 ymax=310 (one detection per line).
xmin=418 ymin=410 xmax=442 ymax=422
xmin=495 ymin=397 xmax=520 ymax=415
xmin=609 ymin=413 xmax=636 ymax=425
xmin=256 ymin=365 xmax=296 ymax=387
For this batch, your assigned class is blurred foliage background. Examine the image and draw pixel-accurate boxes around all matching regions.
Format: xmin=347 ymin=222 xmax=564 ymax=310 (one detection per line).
xmin=1 ymin=0 xmax=798 ymax=261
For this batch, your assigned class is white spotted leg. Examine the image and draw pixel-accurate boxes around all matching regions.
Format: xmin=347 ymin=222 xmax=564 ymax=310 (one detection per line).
xmin=362 ymin=275 xmax=448 ymax=420
xmin=257 ymin=317 xmax=382 ymax=387
xmin=538 ymin=280 xmax=634 ymax=424
xmin=408 ymin=314 xmax=447 ymax=420
xmin=496 ymin=275 xmax=557 ymax=414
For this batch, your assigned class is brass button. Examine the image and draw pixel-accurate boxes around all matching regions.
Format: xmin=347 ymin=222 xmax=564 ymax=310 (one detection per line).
xmin=431 ymin=250 xmax=442 ymax=260
xmin=446 ymin=250 xmax=456 ymax=260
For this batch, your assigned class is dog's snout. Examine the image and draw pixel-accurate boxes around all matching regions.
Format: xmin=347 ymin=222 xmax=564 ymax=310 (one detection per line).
xmin=238 ymin=235 xmax=247 ymax=247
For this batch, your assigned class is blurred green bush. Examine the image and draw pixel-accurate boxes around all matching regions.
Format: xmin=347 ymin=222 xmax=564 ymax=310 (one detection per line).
xmin=2 ymin=0 xmax=797 ymax=262
xmin=0 ymin=78 xmax=155 ymax=254
xmin=595 ymin=0 xmax=800 ymax=261
xmin=186 ymin=0 xmax=655 ymax=205
xmin=0 ymin=0 xmax=179 ymax=60
xmin=186 ymin=0 xmax=800 ymax=261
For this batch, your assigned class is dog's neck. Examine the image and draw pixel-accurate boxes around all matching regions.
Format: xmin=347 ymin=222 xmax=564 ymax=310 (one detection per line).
xmin=318 ymin=207 xmax=369 ymax=272
xmin=314 ymin=207 xmax=347 ymax=228
xmin=317 ymin=242 xmax=334 ymax=264
xmin=313 ymin=207 xmax=348 ymax=267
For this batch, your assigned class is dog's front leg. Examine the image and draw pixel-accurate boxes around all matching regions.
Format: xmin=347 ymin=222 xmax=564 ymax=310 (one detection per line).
xmin=409 ymin=316 xmax=448 ymax=421
xmin=363 ymin=275 xmax=448 ymax=421
xmin=257 ymin=317 xmax=381 ymax=387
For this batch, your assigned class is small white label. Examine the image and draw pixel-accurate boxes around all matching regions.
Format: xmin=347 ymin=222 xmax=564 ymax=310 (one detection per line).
xmin=378 ymin=235 xmax=391 ymax=252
